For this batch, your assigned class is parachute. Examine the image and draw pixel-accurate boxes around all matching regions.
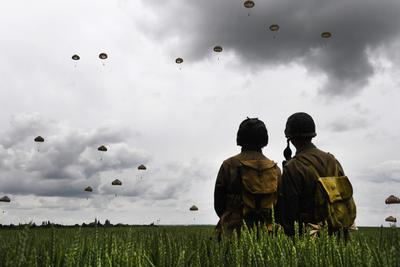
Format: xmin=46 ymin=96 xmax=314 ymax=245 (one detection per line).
xmin=98 ymin=145 xmax=107 ymax=161
xmin=99 ymin=53 xmax=108 ymax=66
xmin=213 ymin=46 xmax=223 ymax=53
xmin=138 ymin=164 xmax=147 ymax=170
xmin=99 ymin=53 xmax=108 ymax=60
xmin=34 ymin=136 xmax=45 ymax=151
xmin=34 ymin=136 xmax=44 ymax=142
xmin=84 ymin=186 xmax=93 ymax=192
xmin=269 ymin=24 xmax=280 ymax=32
xmin=321 ymin=32 xmax=332 ymax=39
xmin=243 ymin=0 xmax=254 ymax=16
xmin=385 ymin=216 xmax=397 ymax=223
xmin=137 ymin=164 xmax=147 ymax=180
xmin=112 ymin=179 xmax=122 ymax=186
xmin=269 ymin=24 xmax=280 ymax=39
xmin=98 ymin=145 xmax=107 ymax=152
xmin=175 ymin=58 xmax=184 ymax=70
xmin=0 ymin=196 xmax=10 ymax=202
xmin=385 ymin=195 xmax=400 ymax=204
xmin=71 ymin=54 xmax=80 ymax=67
xmin=213 ymin=46 xmax=223 ymax=61
xmin=243 ymin=0 xmax=254 ymax=8
xmin=189 ymin=205 xmax=198 ymax=211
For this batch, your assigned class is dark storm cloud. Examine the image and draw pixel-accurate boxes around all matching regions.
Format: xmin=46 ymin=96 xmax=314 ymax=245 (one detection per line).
xmin=141 ymin=0 xmax=400 ymax=96
xmin=0 ymin=114 xmax=149 ymax=197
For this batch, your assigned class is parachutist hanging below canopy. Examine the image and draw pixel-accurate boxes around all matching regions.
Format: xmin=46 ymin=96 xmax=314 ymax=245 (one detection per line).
xmin=34 ymin=136 xmax=45 ymax=151
xmin=175 ymin=57 xmax=184 ymax=70
xmin=269 ymin=24 xmax=280 ymax=39
xmin=243 ymin=0 xmax=254 ymax=16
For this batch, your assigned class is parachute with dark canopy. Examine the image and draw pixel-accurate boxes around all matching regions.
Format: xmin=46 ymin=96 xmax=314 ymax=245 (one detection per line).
xmin=385 ymin=216 xmax=397 ymax=223
xmin=385 ymin=195 xmax=400 ymax=204
xmin=72 ymin=54 xmax=80 ymax=60
xmin=213 ymin=46 xmax=223 ymax=53
xmin=190 ymin=205 xmax=198 ymax=211
xmin=112 ymin=179 xmax=122 ymax=186
xmin=99 ymin=53 xmax=108 ymax=60
xmin=269 ymin=24 xmax=280 ymax=32
xmin=175 ymin=58 xmax=183 ymax=64
xmin=244 ymin=0 xmax=254 ymax=8
xmin=98 ymin=145 xmax=107 ymax=152
xmin=34 ymin=136 xmax=44 ymax=142
xmin=0 ymin=196 xmax=10 ymax=202
xmin=138 ymin=164 xmax=147 ymax=170
xmin=321 ymin=32 xmax=332 ymax=38
xmin=84 ymin=186 xmax=93 ymax=192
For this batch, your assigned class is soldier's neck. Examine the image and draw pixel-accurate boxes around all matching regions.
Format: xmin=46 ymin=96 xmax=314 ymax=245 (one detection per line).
xmin=241 ymin=147 xmax=262 ymax=153
xmin=294 ymin=142 xmax=315 ymax=154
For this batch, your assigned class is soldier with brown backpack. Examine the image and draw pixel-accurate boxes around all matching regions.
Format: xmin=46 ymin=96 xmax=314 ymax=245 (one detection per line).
xmin=214 ymin=118 xmax=281 ymax=237
xmin=277 ymin=112 xmax=356 ymax=240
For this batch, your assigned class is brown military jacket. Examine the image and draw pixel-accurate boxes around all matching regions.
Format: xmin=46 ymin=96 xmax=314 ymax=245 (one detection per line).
xmin=277 ymin=143 xmax=344 ymax=236
xmin=214 ymin=150 xmax=281 ymax=234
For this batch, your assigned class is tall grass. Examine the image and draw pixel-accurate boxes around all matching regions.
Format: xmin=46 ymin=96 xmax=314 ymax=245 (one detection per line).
xmin=0 ymin=225 xmax=398 ymax=266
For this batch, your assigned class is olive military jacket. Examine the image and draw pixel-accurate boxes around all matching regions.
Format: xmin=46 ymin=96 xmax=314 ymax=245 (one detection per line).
xmin=277 ymin=143 xmax=344 ymax=236
xmin=214 ymin=150 xmax=281 ymax=234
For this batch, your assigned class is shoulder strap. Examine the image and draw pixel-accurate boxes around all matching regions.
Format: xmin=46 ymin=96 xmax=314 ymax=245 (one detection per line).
xmin=296 ymin=155 xmax=340 ymax=178
xmin=295 ymin=156 xmax=321 ymax=178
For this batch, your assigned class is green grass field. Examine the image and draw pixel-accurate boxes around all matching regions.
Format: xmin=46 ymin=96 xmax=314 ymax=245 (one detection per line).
xmin=0 ymin=225 xmax=398 ymax=267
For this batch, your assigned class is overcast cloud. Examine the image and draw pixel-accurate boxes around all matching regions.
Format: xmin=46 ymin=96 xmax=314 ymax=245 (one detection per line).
xmin=140 ymin=0 xmax=400 ymax=96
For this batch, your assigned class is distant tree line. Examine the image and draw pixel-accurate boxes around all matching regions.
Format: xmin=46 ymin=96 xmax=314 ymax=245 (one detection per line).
xmin=0 ymin=218 xmax=160 ymax=229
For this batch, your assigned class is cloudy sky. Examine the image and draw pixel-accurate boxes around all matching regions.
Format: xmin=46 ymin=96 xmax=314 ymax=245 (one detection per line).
xmin=0 ymin=0 xmax=399 ymax=226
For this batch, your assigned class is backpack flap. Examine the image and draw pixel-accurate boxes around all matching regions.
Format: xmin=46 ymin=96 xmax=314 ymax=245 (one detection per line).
xmin=240 ymin=160 xmax=278 ymax=194
xmin=318 ymin=176 xmax=353 ymax=203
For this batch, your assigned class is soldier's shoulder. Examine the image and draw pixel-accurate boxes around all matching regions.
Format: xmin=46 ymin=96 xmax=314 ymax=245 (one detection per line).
xmin=222 ymin=153 xmax=242 ymax=166
xmin=284 ymin=156 xmax=307 ymax=170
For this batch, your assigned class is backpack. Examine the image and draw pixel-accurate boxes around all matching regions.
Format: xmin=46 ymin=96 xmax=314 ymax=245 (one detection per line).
xmin=239 ymin=159 xmax=280 ymax=225
xmin=298 ymin=157 xmax=356 ymax=230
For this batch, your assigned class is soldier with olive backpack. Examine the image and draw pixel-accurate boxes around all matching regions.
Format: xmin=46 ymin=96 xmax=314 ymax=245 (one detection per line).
xmin=277 ymin=112 xmax=356 ymax=239
xmin=214 ymin=118 xmax=281 ymax=237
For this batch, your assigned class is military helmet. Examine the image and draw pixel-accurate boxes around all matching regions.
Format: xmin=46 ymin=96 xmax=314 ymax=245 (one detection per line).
xmin=285 ymin=112 xmax=316 ymax=139
xmin=236 ymin=117 xmax=268 ymax=148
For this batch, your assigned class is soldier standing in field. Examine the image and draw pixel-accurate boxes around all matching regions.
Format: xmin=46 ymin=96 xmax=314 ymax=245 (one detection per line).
xmin=214 ymin=118 xmax=281 ymax=237
xmin=277 ymin=112 xmax=356 ymax=239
